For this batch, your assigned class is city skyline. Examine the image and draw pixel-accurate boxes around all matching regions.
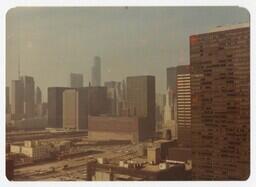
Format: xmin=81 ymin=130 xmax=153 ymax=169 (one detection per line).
xmin=6 ymin=7 xmax=249 ymax=101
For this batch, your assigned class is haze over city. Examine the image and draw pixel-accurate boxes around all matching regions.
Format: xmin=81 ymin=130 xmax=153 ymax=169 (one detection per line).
xmin=6 ymin=7 xmax=249 ymax=101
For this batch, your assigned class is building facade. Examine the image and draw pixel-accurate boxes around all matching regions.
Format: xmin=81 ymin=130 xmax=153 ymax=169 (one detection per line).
xmin=190 ymin=23 xmax=250 ymax=180
xmin=176 ymin=65 xmax=191 ymax=147
xmin=11 ymin=80 xmax=24 ymax=120
xmin=126 ymin=76 xmax=156 ymax=140
xmin=70 ymin=73 xmax=83 ymax=88
xmin=91 ymin=56 xmax=101 ymax=86
xmin=62 ymin=88 xmax=88 ymax=130
xmin=48 ymin=87 xmax=71 ymax=128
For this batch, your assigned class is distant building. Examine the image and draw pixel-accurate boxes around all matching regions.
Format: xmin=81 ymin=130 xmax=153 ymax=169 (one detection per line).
xmin=48 ymin=87 xmax=71 ymax=128
xmin=35 ymin=86 xmax=42 ymax=105
xmin=176 ymin=65 xmax=191 ymax=148
xmin=88 ymin=86 xmax=108 ymax=116
xmin=11 ymin=80 xmax=23 ymax=120
xmin=155 ymin=93 xmax=166 ymax=130
xmin=190 ymin=23 xmax=250 ymax=180
xmin=166 ymin=67 xmax=177 ymax=90
xmin=62 ymin=88 xmax=88 ymax=130
xmin=20 ymin=76 xmax=35 ymax=118
xmin=70 ymin=73 xmax=83 ymax=88
xmin=91 ymin=56 xmax=101 ymax=86
xmin=104 ymin=81 xmax=124 ymax=116
xmin=126 ymin=76 xmax=156 ymax=140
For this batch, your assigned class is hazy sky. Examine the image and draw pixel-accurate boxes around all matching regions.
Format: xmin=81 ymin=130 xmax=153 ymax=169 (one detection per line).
xmin=6 ymin=7 xmax=249 ymax=101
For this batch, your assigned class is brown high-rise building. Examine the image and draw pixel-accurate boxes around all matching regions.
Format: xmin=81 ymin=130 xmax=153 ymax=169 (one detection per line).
xmin=48 ymin=87 xmax=71 ymax=128
xmin=176 ymin=65 xmax=191 ymax=148
xmin=126 ymin=75 xmax=156 ymax=139
xmin=190 ymin=23 xmax=250 ymax=180
xmin=62 ymin=88 xmax=88 ymax=130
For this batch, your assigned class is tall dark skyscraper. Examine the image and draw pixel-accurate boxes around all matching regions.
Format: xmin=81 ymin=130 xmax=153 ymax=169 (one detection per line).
xmin=70 ymin=73 xmax=83 ymax=88
xmin=91 ymin=56 xmax=101 ymax=86
xmin=190 ymin=23 xmax=250 ymax=180
xmin=126 ymin=75 xmax=156 ymax=139
xmin=11 ymin=80 xmax=23 ymax=119
xmin=20 ymin=76 xmax=35 ymax=118
xmin=48 ymin=87 xmax=71 ymax=128
xmin=176 ymin=65 xmax=191 ymax=147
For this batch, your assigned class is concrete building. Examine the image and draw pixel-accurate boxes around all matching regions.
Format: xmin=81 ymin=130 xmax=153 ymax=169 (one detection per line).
xmin=190 ymin=23 xmax=250 ymax=180
xmin=70 ymin=73 xmax=83 ymax=88
xmin=20 ymin=76 xmax=35 ymax=118
xmin=48 ymin=87 xmax=71 ymax=128
xmin=88 ymin=86 xmax=108 ymax=116
xmin=176 ymin=65 xmax=191 ymax=147
xmin=91 ymin=56 xmax=101 ymax=86
xmin=147 ymin=147 xmax=161 ymax=164
xmin=11 ymin=80 xmax=24 ymax=120
xmin=126 ymin=76 xmax=156 ymax=140
xmin=62 ymin=88 xmax=88 ymax=130
xmin=88 ymin=116 xmax=146 ymax=143
xmin=155 ymin=93 xmax=166 ymax=130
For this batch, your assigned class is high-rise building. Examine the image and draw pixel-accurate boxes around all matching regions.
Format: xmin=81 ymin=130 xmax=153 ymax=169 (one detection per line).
xmin=91 ymin=56 xmax=101 ymax=86
xmin=88 ymin=86 xmax=108 ymax=116
xmin=11 ymin=80 xmax=23 ymax=119
xmin=167 ymin=67 xmax=177 ymax=91
xmin=20 ymin=76 xmax=35 ymax=118
xmin=155 ymin=93 xmax=166 ymax=130
xmin=35 ymin=86 xmax=42 ymax=105
xmin=70 ymin=73 xmax=83 ymax=88
xmin=176 ymin=65 xmax=191 ymax=147
xmin=190 ymin=23 xmax=250 ymax=180
xmin=104 ymin=81 xmax=123 ymax=116
xmin=62 ymin=88 xmax=88 ymax=130
xmin=48 ymin=87 xmax=71 ymax=128
xmin=126 ymin=75 xmax=156 ymax=139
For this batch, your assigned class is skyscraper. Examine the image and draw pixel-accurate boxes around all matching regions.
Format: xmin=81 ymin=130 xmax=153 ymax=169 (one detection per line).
xmin=70 ymin=73 xmax=83 ymax=88
xmin=20 ymin=76 xmax=35 ymax=118
xmin=62 ymin=88 xmax=88 ymax=130
xmin=88 ymin=86 xmax=108 ymax=116
xmin=48 ymin=87 xmax=71 ymax=128
xmin=176 ymin=65 xmax=191 ymax=148
xmin=11 ymin=80 xmax=23 ymax=119
xmin=126 ymin=75 xmax=156 ymax=139
xmin=91 ymin=56 xmax=101 ymax=86
xmin=190 ymin=23 xmax=250 ymax=180
xmin=35 ymin=86 xmax=42 ymax=105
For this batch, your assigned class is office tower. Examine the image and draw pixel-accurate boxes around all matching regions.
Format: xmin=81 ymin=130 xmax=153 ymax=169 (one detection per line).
xmin=6 ymin=87 xmax=10 ymax=113
xmin=88 ymin=86 xmax=108 ymax=116
xmin=20 ymin=76 xmax=35 ymax=118
xmin=70 ymin=73 xmax=83 ymax=88
xmin=176 ymin=65 xmax=191 ymax=147
xmin=126 ymin=76 xmax=156 ymax=139
xmin=35 ymin=86 xmax=42 ymax=105
xmin=104 ymin=81 xmax=123 ymax=116
xmin=11 ymin=80 xmax=23 ymax=119
xmin=63 ymin=88 xmax=88 ymax=130
xmin=91 ymin=56 xmax=101 ymax=86
xmin=48 ymin=87 xmax=71 ymax=128
xmin=190 ymin=23 xmax=249 ymax=180
xmin=167 ymin=67 xmax=177 ymax=90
